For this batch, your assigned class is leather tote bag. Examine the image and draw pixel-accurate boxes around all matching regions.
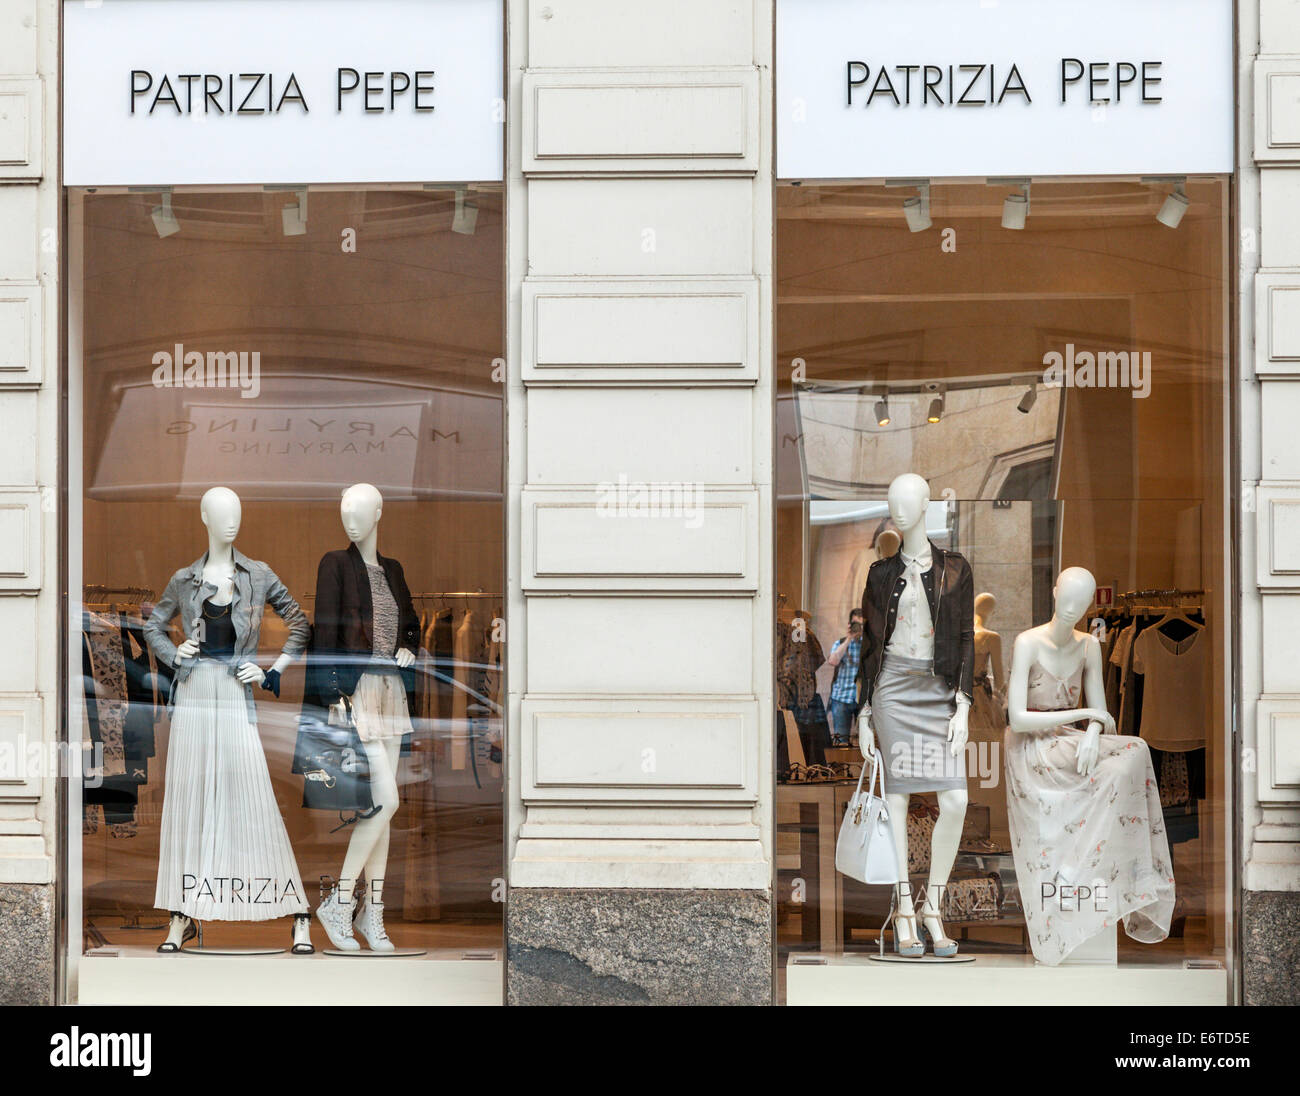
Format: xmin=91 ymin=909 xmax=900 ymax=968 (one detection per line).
xmin=835 ymin=747 xmax=901 ymax=885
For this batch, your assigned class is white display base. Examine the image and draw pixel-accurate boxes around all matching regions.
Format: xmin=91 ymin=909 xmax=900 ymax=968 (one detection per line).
xmin=867 ymin=952 xmax=976 ymax=964
xmin=78 ymin=946 xmax=502 ymax=1005
xmin=184 ymin=946 xmax=287 ymax=956
xmin=1059 ymin=925 xmax=1119 ymax=965
xmin=322 ymin=948 xmax=428 ymax=957
xmin=787 ymin=953 xmax=1227 ymax=1006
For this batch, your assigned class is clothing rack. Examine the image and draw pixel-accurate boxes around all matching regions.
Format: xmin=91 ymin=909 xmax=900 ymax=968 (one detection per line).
xmin=83 ymin=584 xmax=154 ymax=600
xmin=1112 ymin=588 xmax=1204 ymax=612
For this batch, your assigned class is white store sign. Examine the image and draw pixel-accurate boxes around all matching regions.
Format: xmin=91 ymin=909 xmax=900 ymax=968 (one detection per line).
xmin=63 ymin=0 xmax=504 ymax=186
xmin=776 ymin=0 xmax=1234 ymax=179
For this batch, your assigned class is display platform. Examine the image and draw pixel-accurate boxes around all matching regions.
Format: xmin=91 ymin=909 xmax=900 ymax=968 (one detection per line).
xmin=78 ymin=947 xmax=502 ymax=1005
xmin=786 ymin=953 xmax=1227 ymax=1006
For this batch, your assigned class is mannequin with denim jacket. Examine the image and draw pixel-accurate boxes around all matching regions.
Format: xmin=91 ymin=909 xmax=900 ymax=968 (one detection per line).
xmin=858 ymin=473 xmax=971 ymax=958
xmin=145 ymin=486 xmax=313 ymax=954
xmin=312 ymin=483 xmax=417 ymax=953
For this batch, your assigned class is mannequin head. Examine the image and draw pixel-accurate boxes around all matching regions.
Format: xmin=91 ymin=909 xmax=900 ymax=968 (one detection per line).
xmin=340 ymin=483 xmax=383 ymax=544
xmin=887 ymin=473 xmax=930 ymax=533
xmin=975 ymin=592 xmax=996 ymax=623
xmin=1052 ymin=567 xmax=1097 ymax=627
xmin=199 ymin=487 xmax=241 ymax=546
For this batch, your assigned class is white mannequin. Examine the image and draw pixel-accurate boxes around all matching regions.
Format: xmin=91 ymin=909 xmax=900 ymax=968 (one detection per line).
xmin=328 ymin=483 xmax=412 ymax=951
xmin=173 ymin=487 xmax=294 ymax=686
xmin=974 ymin=592 xmax=1004 ymax=698
xmin=861 ymin=473 xmax=969 ymax=953
xmin=1007 ymin=566 xmax=1114 ymax=770
xmin=1006 ymin=567 xmax=1120 ymax=962
xmin=162 ymin=486 xmax=311 ymax=953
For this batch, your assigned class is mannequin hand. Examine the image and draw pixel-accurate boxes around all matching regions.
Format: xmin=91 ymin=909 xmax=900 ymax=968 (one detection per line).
xmin=235 ymin=662 xmax=266 ymax=686
xmin=948 ymin=708 xmax=969 ymax=757
xmin=395 ymin=648 xmax=415 ymax=669
xmin=175 ymin=639 xmax=200 ymax=663
xmin=858 ymin=718 xmax=876 ymax=759
xmin=1076 ymin=724 xmax=1101 ymax=775
xmin=1085 ymin=709 xmax=1117 ymax=734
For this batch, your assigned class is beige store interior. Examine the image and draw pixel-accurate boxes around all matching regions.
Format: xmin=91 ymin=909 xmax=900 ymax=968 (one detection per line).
xmin=775 ymin=178 xmax=1231 ymax=991
xmin=68 ymin=188 xmax=505 ymax=980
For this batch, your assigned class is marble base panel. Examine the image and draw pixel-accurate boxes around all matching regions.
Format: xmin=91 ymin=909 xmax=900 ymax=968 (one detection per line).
xmin=507 ymin=888 xmax=771 ymax=1005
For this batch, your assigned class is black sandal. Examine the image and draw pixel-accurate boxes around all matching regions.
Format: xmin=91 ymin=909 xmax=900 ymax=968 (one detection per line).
xmin=291 ymin=914 xmax=315 ymax=955
xmin=156 ymin=914 xmax=197 ymax=953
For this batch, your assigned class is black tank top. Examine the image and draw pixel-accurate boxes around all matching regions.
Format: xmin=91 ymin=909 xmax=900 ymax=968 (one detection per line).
xmin=200 ymin=598 xmax=236 ymax=659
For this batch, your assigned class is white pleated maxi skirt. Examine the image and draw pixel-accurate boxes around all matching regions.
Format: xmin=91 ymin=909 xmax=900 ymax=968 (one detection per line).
xmin=155 ymin=660 xmax=308 ymax=921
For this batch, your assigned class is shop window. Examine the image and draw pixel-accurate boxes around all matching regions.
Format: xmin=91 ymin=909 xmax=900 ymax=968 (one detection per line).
xmin=776 ymin=179 xmax=1230 ymax=999
xmin=68 ymin=187 xmax=504 ymax=976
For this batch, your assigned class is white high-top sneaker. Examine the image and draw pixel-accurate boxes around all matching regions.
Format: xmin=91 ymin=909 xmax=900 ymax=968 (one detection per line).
xmin=314 ymin=888 xmax=360 ymax=951
xmin=353 ymin=896 xmax=395 ymax=952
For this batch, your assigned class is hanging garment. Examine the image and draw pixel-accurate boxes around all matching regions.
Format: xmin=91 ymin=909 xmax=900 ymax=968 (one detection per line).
xmin=451 ymin=609 xmax=473 ymax=770
xmin=83 ymin=611 xmax=129 ymax=778
xmin=1004 ymin=656 xmax=1174 ymax=965
xmin=155 ymin=659 xmax=308 ymax=921
xmin=1131 ymin=627 xmax=1207 ymax=751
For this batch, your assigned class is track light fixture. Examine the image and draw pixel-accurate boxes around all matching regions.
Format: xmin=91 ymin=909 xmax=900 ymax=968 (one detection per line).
xmin=452 ymin=186 xmax=478 ymax=235
xmin=151 ymin=190 xmax=180 ymax=238
xmin=1002 ymin=182 xmax=1030 ymax=230
xmin=281 ymin=187 xmax=308 ymax=236
xmin=874 ymin=396 xmax=891 ymax=427
xmin=1157 ymin=180 xmax=1189 ymax=229
xmin=904 ymin=184 xmax=932 ymax=233
xmin=1017 ymin=385 xmax=1038 ymax=413
xmin=927 ymin=395 xmax=945 ymax=423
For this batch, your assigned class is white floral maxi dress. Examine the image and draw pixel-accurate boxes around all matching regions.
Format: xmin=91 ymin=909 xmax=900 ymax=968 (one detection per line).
xmin=1004 ymin=659 xmax=1174 ymax=965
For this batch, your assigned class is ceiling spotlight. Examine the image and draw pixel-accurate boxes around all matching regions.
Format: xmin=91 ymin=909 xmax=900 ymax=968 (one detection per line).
xmin=903 ymin=183 xmax=932 ymax=233
xmin=151 ymin=191 xmax=180 ymax=238
xmin=874 ymin=397 xmax=891 ymax=427
xmin=927 ymin=395 xmax=945 ymax=423
xmin=1157 ymin=181 xmax=1189 ymax=229
xmin=281 ymin=188 xmax=308 ymax=236
xmin=452 ymin=186 xmax=478 ymax=235
xmin=1002 ymin=183 xmax=1030 ymax=230
xmin=1017 ymin=385 xmax=1038 ymax=413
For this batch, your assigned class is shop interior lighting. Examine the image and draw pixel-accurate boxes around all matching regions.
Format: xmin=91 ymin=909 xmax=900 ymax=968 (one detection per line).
xmin=1157 ymin=179 xmax=1189 ymax=229
xmin=927 ymin=394 xmax=945 ymax=423
xmin=281 ymin=188 xmax=308 ymax=236
xmin=1017 ymin=384 xmax=1038 ymax=413
xmin=886 ymin=178 xmax=932 ymax=233
xmin=874 ymin=395 xmax=891 ymax=426
xmin=1001 ymin=182 xmax=1030 ymax=230
xmin=150 ymin=190 xmax=180 ymax=238
xmin=453 ymin=186 xmax=478 ymax=235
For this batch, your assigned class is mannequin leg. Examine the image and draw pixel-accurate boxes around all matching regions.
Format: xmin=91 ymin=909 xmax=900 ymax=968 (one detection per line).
xmin=884 ymin=791 xmax=920 ymax=948
xmin=360 ymin=737 xmax=403 ymax=906
xmin=336 ymin=737 xmax=401 ymax=905
xmin=921 ymin=788 xmax=968 ymax=946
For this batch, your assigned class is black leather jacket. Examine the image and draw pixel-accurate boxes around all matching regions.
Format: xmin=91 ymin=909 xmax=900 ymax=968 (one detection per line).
xmin=855 ymin=540 xmax=975 ymax=709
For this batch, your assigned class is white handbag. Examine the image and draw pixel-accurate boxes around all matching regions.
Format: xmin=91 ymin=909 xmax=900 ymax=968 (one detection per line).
xmin=835 ymin=747 xmax=901 ymax=885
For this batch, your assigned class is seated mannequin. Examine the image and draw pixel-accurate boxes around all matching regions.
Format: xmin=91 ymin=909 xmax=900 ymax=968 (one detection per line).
xmin=1004 ymin=566 xmax=1175 ymax=965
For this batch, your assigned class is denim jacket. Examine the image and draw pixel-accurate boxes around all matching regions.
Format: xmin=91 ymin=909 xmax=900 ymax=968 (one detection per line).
xmin=142 ymin=547 xmax=310 ymax=723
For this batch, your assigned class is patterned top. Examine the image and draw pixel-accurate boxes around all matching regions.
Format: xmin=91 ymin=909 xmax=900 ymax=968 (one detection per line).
xmin=829 ymin=636 xmax=862 ymax=703
xmin=365 ymin=563 xmax=399 ymax=660
xmin=885 ymin=549 xmax=935 ymax=660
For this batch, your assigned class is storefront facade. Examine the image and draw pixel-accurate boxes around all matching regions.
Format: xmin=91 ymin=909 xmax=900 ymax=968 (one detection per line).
xmin=0 ymin=0 xmax=1294 ymax=1005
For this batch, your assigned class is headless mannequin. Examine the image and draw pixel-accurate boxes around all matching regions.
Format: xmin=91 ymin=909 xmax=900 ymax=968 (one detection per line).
xmin=161 ymin=486 xmax=311 ymax=953
xmin=973 ymin=592 xmax=1004 ymax=698
xmin=861 ymin=473 xmax=969 ymax=953
xmin=329 ymin=484 xmax=414 ymax=940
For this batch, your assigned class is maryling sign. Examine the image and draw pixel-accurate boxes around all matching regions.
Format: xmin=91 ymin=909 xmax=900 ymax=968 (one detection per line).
xmin=63 ymin=0 xmax=503 ymax=185
xmin=777 ymin=0 xmax=1233 ymax=178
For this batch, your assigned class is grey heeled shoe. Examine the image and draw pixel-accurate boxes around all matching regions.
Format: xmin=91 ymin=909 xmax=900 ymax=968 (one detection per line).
xmin=881 ymin=882 xmax=925 ymax=958
xmin=918 ymin=884 xmax=959 ymax=957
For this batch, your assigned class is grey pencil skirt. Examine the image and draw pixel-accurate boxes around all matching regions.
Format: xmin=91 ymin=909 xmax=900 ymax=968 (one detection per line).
xmin=871 ymin=654 xmax=967 ymax=794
